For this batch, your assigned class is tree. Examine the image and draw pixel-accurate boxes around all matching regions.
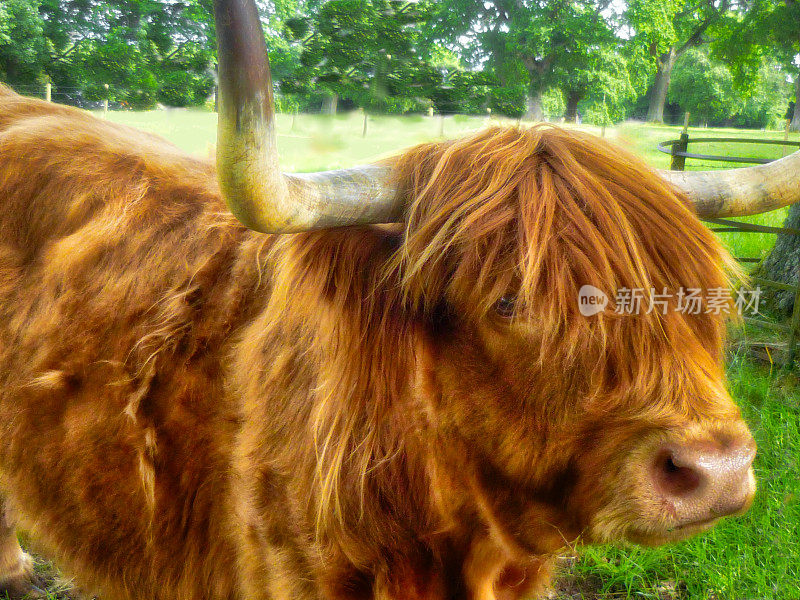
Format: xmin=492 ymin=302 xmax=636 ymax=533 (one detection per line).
xmin=288 ymin=0 xmax=435 ymax=113
xmin=423 ymin=0 xmax=557 ymax=120
xmin=0 ymin=0 xmax=48 ymax=86
xmin=669 ymin=47 xmax=739 ymax=124
xmin=715 ymin=0 xmax=800 ymax=131
xmin=1 ymin=0 xmax=217 ymax=108
xmin=551 ymin=7 xmax=639 ymax=123
xmin=627 ymin=0 xmax=735 ymax=123
xmin=793 ymin=76 xmax=800 ymax=131
xmin=732 ymin=59 xmax=791 ymax=129
xmin=664 ymin=48 xmax=789 ymax=127
xmin=425 ymin=0 xmax=642 ymax=122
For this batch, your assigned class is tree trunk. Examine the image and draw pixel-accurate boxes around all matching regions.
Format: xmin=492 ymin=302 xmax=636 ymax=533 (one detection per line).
xmin=522 ymin=58 xmax=550 ymax=121
xmin=564 ymin=91 xmax=581 ymax=123
xmin=790 ymin=74 xmax=800 ymax=132
xmin=322 ymin=93 xmax=338 ymax=115
xmin=525 ymin=89 xmax=544 ymax=121
xmin=757 ymin=202 xmax=800 ymax=315
xmin=646 ymin=49 xmax=677 ymax=123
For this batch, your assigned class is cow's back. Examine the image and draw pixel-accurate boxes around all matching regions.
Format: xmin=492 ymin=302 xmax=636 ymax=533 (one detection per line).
xmin=0 ymin=86 xmax=222 ymax=255
xmin=0 ymin=86 xmax=268 ymax=600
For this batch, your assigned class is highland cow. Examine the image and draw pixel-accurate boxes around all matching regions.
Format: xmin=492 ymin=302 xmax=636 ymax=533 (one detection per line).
xmin=1 ymin=1 xmax=800 ymax=599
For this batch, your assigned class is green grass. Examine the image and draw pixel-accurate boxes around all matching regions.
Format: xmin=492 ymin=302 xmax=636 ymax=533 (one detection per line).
xmin=33 ymin=110 xmax=791 ymax=600
xmin=96 ymin=109 xmax=493 ymax=170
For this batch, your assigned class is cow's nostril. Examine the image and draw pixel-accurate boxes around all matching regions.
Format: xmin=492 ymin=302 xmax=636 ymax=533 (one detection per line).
xmin=655 ymin=452 xmax=702 ymax=497
xmin=649 ymin=435 xmax=756 ymax=528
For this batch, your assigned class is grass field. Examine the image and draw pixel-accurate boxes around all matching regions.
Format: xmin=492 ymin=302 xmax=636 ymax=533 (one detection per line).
xmin=11 ymin=110 xmax=800 ymax=600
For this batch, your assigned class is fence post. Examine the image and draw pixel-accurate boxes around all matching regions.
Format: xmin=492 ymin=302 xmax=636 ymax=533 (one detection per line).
xmin=45 ymin=83 xmax=51 ymax=102
xmin=671 ymin=112 xmax=690 ymax=171
xmin=438 ymin=114 xmax=445 ymax=137
xmin=103 ymin=84 xmax=109 ymax=117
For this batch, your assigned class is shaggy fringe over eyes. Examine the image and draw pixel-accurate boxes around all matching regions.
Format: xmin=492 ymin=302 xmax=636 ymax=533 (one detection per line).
xmin=389 ymin=125 xmax=739 ymax=402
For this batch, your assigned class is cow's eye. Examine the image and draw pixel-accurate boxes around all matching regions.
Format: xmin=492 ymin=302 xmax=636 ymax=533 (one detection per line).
xmin=495 ymin=295 xmax=516 ymax=318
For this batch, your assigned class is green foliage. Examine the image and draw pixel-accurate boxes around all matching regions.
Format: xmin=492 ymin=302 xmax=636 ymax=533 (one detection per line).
xmin=541 ymin=88 xmax=565 ymax=120
xmin=626 ymin=0 xmax=749 ymax=124
xmin=290 ymin=0 xmax=439 ymax=112
xmin=275 ymin=93 xmax=300 ymax=113
xmin=626 ymin=0 xmax=738 ymax=68
xmin=716 ymin=0 xmax=800 ymax=78
xmin=1 ymin=0 xmax=215 ymax=107
xmin=713 ymin=0 xmax=799 ymax=128
xmin=670 ymin=48 xmax=790 ymax=128
xmin=560 ymin=45 xmax=638 ymax=123
xmin=670 ymin=48 xmax=738 ymax=125
xmin=625 ymin=0 xmax=682 ymax=57
xmin=426 ymin=0 xmax=643 ymax=123
xmin=374 ymin=95 xmax=427 ymax=114
xmin=0 ymin=0 xmax=48 ymax=84
xmin=0 ymin=0 xmax=794 ymax=126
xmin=733 ymin=61 xmax=792 ymax=130
xmin=489 ymin=86 xmax=526 ymax=118
xmin=486 ymin=84 xmax=567 ymax=120
xmin=157 ymin=69 xmax=214 ymax=107
xmin=412 ymin=66 xmax=488 ymax=114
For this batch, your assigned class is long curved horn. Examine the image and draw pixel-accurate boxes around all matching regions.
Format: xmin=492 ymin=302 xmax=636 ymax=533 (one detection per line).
xmin=213 ymin=0 xmax=400 ymax=233
xmin=660 ymin=150 xmax=800 ymax=218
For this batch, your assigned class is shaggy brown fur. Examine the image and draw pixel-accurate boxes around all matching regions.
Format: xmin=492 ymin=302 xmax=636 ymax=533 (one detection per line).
xmin=0 ymin=85 xmax=751 ymax=600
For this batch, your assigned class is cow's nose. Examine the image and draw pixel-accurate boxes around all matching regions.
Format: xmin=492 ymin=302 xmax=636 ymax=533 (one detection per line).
xmin=651 ymin=434 xmax=756 ymax=527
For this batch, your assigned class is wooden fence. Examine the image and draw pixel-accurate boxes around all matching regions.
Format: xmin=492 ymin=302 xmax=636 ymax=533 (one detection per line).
xmin=658 ymin=130 xmax=800 ymax=367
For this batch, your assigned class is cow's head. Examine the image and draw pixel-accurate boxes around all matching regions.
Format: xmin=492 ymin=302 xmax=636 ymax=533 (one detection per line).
xmin=385 ymin=126 xmax=756 ymax=552
xmin=213 ymin=0 xmax=799 ymax=554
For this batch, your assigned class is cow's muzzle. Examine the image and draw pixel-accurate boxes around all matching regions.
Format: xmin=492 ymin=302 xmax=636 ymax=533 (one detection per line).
xmin=650 ymin=428 xmax=756 ymax=530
